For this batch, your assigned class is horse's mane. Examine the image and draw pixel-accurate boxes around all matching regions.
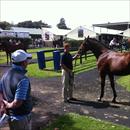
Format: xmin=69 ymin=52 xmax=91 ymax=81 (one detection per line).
xmin=88 ymin=38 xmax=109 ymax=49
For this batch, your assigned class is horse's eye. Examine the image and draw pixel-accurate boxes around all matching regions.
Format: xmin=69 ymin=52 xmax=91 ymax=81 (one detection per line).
xmin=80 ymin=49 xmax=82 ymax=51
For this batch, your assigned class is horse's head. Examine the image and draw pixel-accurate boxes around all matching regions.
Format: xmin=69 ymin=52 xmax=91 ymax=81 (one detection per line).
xmin=77 ymin=36 xmax=90 ymax=55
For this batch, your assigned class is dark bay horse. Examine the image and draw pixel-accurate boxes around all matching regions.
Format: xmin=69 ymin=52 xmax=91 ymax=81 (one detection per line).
xmin=77 ymin=36 xmax=130 ymax=103
xmin=0 ymin=41 xmax=27 ymax=64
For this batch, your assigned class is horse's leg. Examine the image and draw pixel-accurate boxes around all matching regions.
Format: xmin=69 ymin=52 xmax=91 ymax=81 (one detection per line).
xmin=6 ymin=52 xmax=9 ymax=64
xmin=9 ymin=53 xmax=11 ymax=64
xmin=108 ymin=74 xmax=117 ymax=103
xmin=98 ymin=73 xmax=106 ymax=102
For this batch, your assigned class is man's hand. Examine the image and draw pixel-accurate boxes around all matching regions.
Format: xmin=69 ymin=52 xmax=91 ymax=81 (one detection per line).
xmin=2 ymin=100 xmax=11 ymax=109
xmin=73 ymin=54 xmax=80 ymax=60
xmin=3 ymin=99 xmax=23 ymax=109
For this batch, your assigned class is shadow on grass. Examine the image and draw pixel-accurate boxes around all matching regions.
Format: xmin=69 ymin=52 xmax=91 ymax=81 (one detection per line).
xmin=74 ymin=64 xmax=96 ymax=73
xmin=42 ymin=113 xmax=84 ymax=130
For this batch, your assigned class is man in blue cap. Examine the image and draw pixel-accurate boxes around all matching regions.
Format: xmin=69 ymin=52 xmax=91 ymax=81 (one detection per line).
xmin=0 ymin=49 xmax=33 ymax=130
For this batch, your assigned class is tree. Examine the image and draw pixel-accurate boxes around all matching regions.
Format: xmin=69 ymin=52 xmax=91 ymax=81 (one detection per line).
xmin=57 ymin=18 xmax=71 ymax=30
xmin=0 ymin=21 xmax=11 ymax=30
xmin=17 ymin=20 xmax=51 ymax=28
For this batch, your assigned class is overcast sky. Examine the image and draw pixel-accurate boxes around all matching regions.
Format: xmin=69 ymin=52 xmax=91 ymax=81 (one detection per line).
xmin=0 ymin=0 xmax=130 ymax=29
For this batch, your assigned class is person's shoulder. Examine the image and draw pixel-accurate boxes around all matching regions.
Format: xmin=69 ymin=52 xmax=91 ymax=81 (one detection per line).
xmin=61 ymin=52 xmax=66 ymax=56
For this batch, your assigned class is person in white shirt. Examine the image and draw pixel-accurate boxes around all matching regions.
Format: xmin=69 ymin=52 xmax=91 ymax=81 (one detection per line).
xmin=109 ymin=37 xmax=119 ymax=49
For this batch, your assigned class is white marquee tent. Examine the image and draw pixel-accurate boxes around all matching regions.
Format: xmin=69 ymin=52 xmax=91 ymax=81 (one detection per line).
xmin=66 ymin=26 xmax=97 ymax=40
xmin=42 ymin=27 xmax=71 ymax=41
xmin=11 ymin=27 xmax=42 ymax=35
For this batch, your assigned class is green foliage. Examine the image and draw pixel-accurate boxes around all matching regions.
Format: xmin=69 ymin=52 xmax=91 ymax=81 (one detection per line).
xmin=42 ymin=113 xmax=130 ymax=130
xmin=57 ymin=18 xmax=71 ymax=30
xmin=66 ymin=40 xmax=82 ymax=48
xmin=0 ymin=21 xmax=11 ymax=30
xmin=17 ymin=20 xmax=51 ymax=28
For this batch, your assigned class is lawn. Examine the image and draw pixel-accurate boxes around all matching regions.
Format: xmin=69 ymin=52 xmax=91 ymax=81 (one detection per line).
xmin=116 ymin=75 xmax=130 ymax=92
xmin=27 ymin=54 xmax=96 ymax=78
xmin=42 ymin=113 xmax=130 ymax=130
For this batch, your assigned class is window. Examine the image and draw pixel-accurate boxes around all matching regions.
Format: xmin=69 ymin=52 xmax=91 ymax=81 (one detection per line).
xmin=78 ymin=29 xmax=84 ymax=37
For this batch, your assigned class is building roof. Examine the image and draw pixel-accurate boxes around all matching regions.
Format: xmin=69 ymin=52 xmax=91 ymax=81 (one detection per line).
xmin=11 ymin=27 xmax=42 ymax=35
xmin=42 ymin=27 xmax=71 ymax=36
xmin=123 ymin=28 xmax=130 ymax=38
xmin=66 ymin=26 xmax=97 ymax=40
xmin=93 ymin=22 xmax=130 ymax=31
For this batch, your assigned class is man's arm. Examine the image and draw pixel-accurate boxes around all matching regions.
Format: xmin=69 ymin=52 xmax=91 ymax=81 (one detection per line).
xmin=3 ymin=99 xmax=23 ymax=109
xmin=61 ymin=63 xmax=72 ymax=72
xmin=3 ymin=78 xmax=29 ymax=109
xmin=72 ymin=54 xmax=79 ymax=61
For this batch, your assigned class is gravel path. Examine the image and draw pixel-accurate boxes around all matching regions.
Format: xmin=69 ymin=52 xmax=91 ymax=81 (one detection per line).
xmin=0 ymin=67 xmax=130 ymax=130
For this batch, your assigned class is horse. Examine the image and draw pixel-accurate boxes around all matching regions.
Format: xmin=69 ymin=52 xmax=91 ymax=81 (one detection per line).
xmin=53 ymin=39 xmax=63 ymax=48
xmin=77 ymin=36 xmax=130 ymax=103
xmin=0 ymin=41 xmax=27 ymax=64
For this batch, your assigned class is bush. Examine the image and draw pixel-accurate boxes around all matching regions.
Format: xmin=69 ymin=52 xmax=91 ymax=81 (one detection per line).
xmin=66 ymin=39 xmax=83 ymax=48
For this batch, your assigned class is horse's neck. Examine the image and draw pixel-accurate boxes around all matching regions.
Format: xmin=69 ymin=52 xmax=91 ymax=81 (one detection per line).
xmin=89 ymin=42 xmax=107 ymax=59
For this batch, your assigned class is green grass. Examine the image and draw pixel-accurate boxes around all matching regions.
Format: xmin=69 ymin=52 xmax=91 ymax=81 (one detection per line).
xmin=27 ymin=55 xmax=96 ymax=78
xmin=27 ymin=61 xmax=61 ymax=78
xmin=42 ymin=113 xmax=130 ymax=130
xmin=116 ymin=75 xmax=130 ymax=92
xmin=27 ymin=47 xmax=55 ymax=53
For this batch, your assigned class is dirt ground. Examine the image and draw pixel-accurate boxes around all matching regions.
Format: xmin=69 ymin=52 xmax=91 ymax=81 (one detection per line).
xmin=0 ymin=67 xmax=130 ymax=130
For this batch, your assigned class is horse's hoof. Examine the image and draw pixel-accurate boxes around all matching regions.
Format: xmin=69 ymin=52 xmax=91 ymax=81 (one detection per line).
xmin=112 ymin=99 xmax=117 ymax=103
xmin=97 ymin=98 xmax=102 ymax=102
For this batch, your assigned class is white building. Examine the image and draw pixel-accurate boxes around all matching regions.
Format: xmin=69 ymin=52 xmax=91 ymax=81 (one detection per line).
xmin=42 ymin=27 xmax=71 ymax=41
xmin=66 ymin=26 xmax=97 ymax=40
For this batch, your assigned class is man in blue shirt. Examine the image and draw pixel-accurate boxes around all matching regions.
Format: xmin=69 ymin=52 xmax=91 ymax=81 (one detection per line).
xmin=61 ymin=43 xmax=79 ymax=103
xmin=0 ymin=49 xmax=33 ymax=130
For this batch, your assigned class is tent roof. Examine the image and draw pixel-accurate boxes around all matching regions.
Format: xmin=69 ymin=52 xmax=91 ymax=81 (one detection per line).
xmin=93 ymin=22 xmax=130 ymax=31
xmin=42 ymin=27 xmax=71 ymax=36
xmin=11 ymin=27 xmax=42 ymax=35
xmin=67 ymin=26 xmax=97 ymax=40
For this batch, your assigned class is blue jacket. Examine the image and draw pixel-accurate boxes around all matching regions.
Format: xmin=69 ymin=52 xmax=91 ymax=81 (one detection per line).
xmin=0 ymin=64 xmax=33 ymax=117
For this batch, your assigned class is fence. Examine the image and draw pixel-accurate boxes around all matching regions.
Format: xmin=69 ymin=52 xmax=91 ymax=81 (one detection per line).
xmin=37 ymin=47 xmax=89 ymax=71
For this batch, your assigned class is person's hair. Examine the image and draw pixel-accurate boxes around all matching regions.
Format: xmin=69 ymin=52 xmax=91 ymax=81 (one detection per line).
xmin=12 ymin=61 xmax=25 ymax=66
xmin=63 ymin=43 xmax=70 ymax=48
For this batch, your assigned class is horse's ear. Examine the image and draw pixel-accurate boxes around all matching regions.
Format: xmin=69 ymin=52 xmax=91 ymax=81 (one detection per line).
xmin=84 ymin=35 xmax=89 ymax=41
